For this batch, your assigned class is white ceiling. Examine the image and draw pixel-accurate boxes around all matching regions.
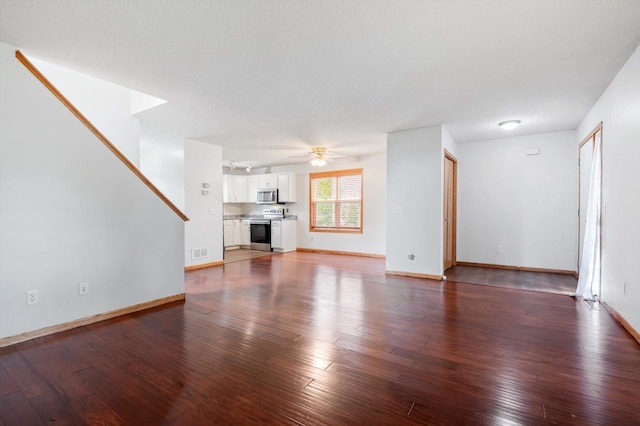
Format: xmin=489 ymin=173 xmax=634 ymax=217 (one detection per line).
xmin=1 ymin=0 xmax=640 ymax=168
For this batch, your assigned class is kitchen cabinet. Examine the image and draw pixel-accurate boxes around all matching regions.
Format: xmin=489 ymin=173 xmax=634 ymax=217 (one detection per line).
xmin=258 ymin=174 xmax=278 ymax=189
xmin=224 ymin=219 xmax=243 ymax=248
xmin=233 ymin=219 xmax=242 ymax=245
xmin=271 ymin=221 xmax=282 ymax=251
xmin=222 ymin=176 xmax=232 ymax=203
xmin=271 ymin=219 xmax=296 ymax=252
xmin=233 ymin=178 xmax=248 ymax=202
xmin=223 ymin=220 xmax=234 ymax=247
xmin=223 ymin=173 xmax=297 ymax=204
xmin=223 ymin=176 xmax=248 ymax=203
xmin=247 ymin=176 xmax=259 ymax=203
xmin=277 ymin=172 xmax=296 ymax=203
xmin=241 ymin=220 xmax=251 ymax=247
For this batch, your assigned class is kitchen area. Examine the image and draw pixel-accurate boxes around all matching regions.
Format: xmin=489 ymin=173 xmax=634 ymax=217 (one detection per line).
xmin=223 ymin=171 xmax=297 ymax=262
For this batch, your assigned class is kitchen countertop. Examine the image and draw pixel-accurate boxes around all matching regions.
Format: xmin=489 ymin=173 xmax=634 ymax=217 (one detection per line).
xmin=224 ymin=215 xmax=297 ymax=221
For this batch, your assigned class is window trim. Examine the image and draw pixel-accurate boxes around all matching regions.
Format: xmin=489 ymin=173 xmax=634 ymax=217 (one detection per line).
xmin=309 ymin=168 xmax=363 ymax=234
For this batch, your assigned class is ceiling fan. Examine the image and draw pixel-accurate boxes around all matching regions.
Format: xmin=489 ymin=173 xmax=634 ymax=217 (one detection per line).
xmin=289 ymin=146 xmax=345 ymax=166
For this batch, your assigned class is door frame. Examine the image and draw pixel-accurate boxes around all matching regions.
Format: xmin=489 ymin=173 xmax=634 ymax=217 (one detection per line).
xmin=443 ymin=150 xmax=458 ymax=272
xmin=577 ymin=122 xmax=602 ymax=276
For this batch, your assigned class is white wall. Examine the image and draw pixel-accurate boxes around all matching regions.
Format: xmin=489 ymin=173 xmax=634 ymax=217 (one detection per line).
xmin=442 ymin=125 xmax=458 ymax=158
xmin=0 ymin=42 xmax=185 ymax=339
xmin=28 ymin=56 xmax=142 ymax=167
xmin=141 ymin=137 xmax=222 ymax=267
xmin=270 ymin=153 xmax=387 ymax=256
xmin=386 ymin=125 xmax=444 ymax=276
xmin=184 ymin=140 xmax=223 ymax=267
xmin=140 ymin=136 xmax=185 ymax=211
xmin=577 ymin=44 xmax=640 ymax=332
xmin=457 ymin=131 xmax=577 ymax=271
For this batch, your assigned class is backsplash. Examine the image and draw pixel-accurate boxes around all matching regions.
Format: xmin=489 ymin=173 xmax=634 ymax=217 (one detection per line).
xmin=223 ymin=203 xmax=299 ymax=219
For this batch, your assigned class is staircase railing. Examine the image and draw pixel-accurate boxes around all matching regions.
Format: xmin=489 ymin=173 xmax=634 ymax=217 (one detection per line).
xmin=15 ymin=50 xmax=189 ymax=222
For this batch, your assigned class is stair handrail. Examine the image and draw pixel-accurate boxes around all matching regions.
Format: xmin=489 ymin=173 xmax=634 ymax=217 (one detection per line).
xmin=15 ymin=50 xmax=189 ymax=222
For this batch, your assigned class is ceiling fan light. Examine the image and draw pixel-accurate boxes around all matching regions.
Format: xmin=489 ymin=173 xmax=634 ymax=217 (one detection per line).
xmin=310 ymin=157 xmax=327 ymax=167
xmin=498 ymin=120 xmax=521 ymax=130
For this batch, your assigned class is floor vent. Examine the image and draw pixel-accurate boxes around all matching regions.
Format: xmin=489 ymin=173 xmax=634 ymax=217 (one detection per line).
xmin=191 ymin=247 xmax=208 ymax=260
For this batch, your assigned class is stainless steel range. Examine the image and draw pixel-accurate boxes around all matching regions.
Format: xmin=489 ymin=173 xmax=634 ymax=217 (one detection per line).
xmin=249 ymin=209 xmax=285 ymax=251
xmin=262 ymin=208 xmax=285 ymax=219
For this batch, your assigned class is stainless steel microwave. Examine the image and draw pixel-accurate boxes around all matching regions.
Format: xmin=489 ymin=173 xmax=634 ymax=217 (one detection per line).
xmin=257 ymin=189 xmax=280 ymax=204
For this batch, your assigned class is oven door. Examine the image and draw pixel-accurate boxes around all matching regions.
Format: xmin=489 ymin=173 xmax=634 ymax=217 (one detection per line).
xmin=250 ymin=220 xmax=271 ymax=251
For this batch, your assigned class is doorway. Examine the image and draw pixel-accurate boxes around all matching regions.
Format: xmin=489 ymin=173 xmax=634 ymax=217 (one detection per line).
xmin=576 ymin=123 xmax=602 ymax=299
xmin=443 ymin=150 xmax=457 ymax=272
xmin=578 ymin=123 xmax=601 ymax=267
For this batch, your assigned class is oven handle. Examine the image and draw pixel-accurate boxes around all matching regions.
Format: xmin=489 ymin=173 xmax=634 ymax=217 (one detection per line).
xmin=250 ymin=220 xmax=271 ymax=225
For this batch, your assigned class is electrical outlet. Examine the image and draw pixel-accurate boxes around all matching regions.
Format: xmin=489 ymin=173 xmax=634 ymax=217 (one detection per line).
xmin=26 ymin=290 xmax=39 ymax=305
xmin=79 ymin=282 xmax=89 ymax=296
xmin=496 ymin=245 xmax=503 ymax=253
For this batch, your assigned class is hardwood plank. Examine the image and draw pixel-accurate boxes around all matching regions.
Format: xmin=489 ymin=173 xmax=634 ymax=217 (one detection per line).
xmin=0 ymin=350 xmax=52 ymax=399
xmin=30 ymin=359 xmax=92 ymax=405
xmin=71 ymin=394 xmax=125 ymax=425
xmin=29 ymin=390 xmax=93 ymax=426
xmin=74 ymin=366 xmax=182 ymax=424
xmin=0 ymin=365 xmax=18 ymax=398
xmin=0 ymin=252 xmax=638 ymax=424
xmin=0 ymin=391 xmax=44 ymax=425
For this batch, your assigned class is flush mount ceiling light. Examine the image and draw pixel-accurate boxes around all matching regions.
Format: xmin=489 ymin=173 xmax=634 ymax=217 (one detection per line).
xmin=498 ymin=120 xmax=522 ymax=130
xmin=310 ymin=147 xmax=327 ymax=167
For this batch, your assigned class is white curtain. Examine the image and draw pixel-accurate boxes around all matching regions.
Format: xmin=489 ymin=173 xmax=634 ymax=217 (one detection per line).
xmin=575 ymin=132 xmax=601 ymax=300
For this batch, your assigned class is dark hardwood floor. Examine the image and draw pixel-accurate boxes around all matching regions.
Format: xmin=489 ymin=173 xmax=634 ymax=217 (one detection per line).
xmin=1 ymin=252 xmax=638 ymax=425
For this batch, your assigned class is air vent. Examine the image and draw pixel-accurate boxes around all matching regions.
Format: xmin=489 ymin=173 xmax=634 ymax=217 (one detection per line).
xmin=191 ymin=247 xmax=208 ymax=260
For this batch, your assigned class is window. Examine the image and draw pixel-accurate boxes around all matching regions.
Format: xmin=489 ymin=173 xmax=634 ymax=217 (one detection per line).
xmin=310 ymin=168 xmax=363 ymax=233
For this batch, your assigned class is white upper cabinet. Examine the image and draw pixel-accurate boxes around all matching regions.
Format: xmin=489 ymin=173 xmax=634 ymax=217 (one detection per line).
xmin=247 ymin=176 xmax=259 ymax=203
xmin=277 ymin=173 xmax=296 ymax=203
xmin=222 ymin=175 xmax=232 ymax=203
xmin=233 ymin=177 xmax=248 ymax=202
xmin=223 ymin=176 xmax=248 ymax=203
xmin=223 ymin=172 xmax=297 ymax=203
xmin=258 ymin=174 xmax=278 ymax=189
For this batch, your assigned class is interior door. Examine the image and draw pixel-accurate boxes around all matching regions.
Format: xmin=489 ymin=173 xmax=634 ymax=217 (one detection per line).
xmin=443 ymin=151 xmax=457 ymax=272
